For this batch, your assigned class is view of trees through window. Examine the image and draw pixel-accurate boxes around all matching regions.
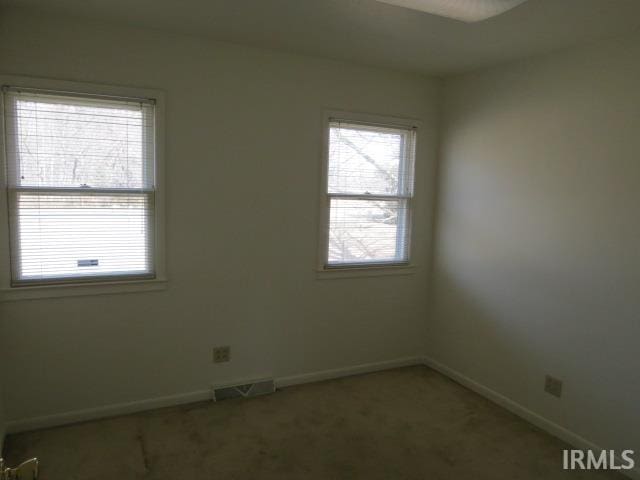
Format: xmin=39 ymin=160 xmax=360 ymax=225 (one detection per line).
xmin=326 ymin=121 xmax=414 ymax=265
xmin=5 ymin=92 xmax=155 ymax=283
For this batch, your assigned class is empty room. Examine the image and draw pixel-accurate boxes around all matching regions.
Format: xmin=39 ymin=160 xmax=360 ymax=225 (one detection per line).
xmin=0 ymin=0 xmax=638 ymax=478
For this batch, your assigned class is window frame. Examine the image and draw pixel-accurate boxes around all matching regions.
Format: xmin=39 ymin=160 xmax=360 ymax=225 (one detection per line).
xmin=317 ymin=110 xmax=419 ymax=277
xmin=0 ymin=75 xmax=167 ymax=301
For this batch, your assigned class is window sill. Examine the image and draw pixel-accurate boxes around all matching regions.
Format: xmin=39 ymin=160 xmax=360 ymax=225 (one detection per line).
xmin=0 ymin=278 xmax=168 ymax=302
xmin=315 ymin=264 xmax=416 ymax=280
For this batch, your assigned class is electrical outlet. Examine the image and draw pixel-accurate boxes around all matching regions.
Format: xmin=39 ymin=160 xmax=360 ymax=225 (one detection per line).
xmin=213 ymin=346 xmax=231 ymax=363
xmin=544 ymin=375 xmax=563 ymax=398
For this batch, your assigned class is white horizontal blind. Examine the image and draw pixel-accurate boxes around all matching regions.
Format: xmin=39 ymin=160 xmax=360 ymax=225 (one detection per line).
xmin=3 ymin=87 xmax=156 ymax=285
xmin=326 ymin=120 xmax=416 ymax=267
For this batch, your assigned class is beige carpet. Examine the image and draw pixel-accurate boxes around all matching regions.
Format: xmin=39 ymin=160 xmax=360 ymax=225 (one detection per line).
xmin=3 ymin=366 xmax=624 ymax=479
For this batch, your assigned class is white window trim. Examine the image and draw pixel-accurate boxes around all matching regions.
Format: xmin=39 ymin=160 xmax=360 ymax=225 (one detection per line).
xmin=0 ymin=75 xmax=167 ymax=301
xmin=316 ymin=109 xmax=420 ymax=279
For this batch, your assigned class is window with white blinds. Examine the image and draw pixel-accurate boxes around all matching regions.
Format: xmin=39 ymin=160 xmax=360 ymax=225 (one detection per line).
xmin=2 ymin=87 xmax=157 ymax=286
xmin=323 ymin=118 xmax=416 ymax=267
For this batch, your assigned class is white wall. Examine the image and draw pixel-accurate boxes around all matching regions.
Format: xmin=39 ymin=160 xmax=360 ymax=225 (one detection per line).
xmin=0 ymin=9 xmax=439 ymax=425
xmin=431 ymin=33 xmax=640 ymax=454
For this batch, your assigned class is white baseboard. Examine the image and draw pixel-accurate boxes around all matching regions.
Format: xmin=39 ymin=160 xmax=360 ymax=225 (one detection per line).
xmin=6 ymin=389 xmax=211 ymax=434
xmin=276 ymin=356 xmax=424 ymax=388
xmin=422 ymin=356 xmax=640 ymax=480
xmin=5 ymin=356 xmax=424 ymax=434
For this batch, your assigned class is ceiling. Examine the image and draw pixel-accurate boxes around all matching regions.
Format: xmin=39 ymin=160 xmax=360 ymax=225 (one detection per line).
xmin=2 ymin=0 xmax=640 ymax=75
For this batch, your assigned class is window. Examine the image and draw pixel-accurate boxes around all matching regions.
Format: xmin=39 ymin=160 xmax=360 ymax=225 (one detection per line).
xmin=2 ymin=86 xmax=158 ymax=286
xmin=320 ymin=116 xmax=416 ymax=269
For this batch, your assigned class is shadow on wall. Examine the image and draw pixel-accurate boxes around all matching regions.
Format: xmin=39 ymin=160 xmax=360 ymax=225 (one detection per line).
xmin=430 ymin=242 xmax=640 ymax=448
